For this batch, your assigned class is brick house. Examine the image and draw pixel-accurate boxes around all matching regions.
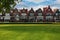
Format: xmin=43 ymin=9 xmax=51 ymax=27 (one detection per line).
xmin=28 ymin=8 xmax=35 ymax=22
xmin=10 ymin=9 xmax=16 ymax=22
xmin=20 ymin=8 xmax=28 ymax=22
xmin=0 ymin=6 xmax=59 ymax=22
xmin=35 ymin=8 xmax=43 ymax=22
xmin=14 ymin=8 xmax=20 ymax=22
xmin=54 ymin=9 xmax=60 ymax=22
xmin=43 ymin=6 xmax=54 ymax=22
xmin=4 ymin=13 xmax=10 ymax=22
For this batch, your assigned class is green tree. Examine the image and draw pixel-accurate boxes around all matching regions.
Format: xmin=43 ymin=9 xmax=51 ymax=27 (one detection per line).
xmin=0 ymin=0 xmax=15 ymax=12
xmin=0 ymin=0 xmax=22 ymax=13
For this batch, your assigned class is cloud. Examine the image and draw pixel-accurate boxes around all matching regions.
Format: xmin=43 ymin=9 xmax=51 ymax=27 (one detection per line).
xmin=23 ymin=0 xmax=47 ymax=3
xmin=50 ymin=0 xmax=60 ymax=9
xmin=56 ymin=0 xmax=60 ymax=4
xmin=14 ymin=0 xmax=60 ymax=10
xmin=52 ymin=0 xmax=60 ymax=4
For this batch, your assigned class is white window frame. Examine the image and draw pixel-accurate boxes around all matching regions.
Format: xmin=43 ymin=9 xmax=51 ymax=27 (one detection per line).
xmin=38 ymin=13 xmax=42 ymax=16
xmin=21 ymin=13 xmax=27 ymax=16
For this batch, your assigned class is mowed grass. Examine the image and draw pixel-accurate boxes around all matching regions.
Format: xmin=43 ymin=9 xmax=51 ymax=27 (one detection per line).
xmin=0 ymin=24 xmax=60 ymax=40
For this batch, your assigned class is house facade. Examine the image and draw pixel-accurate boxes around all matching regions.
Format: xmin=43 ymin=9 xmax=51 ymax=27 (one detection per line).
xmin=10 ymin=9 xmax=16 ymax=22
xmin=54 ymin=9 xmax=60 ymax=22
xmin=0 ymin=6 xmax=60 ymax=22
xmin=35 ymin=8 xmax=43 ymax=22
xmin=28 ymin=8 xmax=35 ymax=22
xmin=43 ymin=6 xmax=54 ymax=22
xmin=4 ymin=13 xmax=10 ymax=22
xmin=20 ymin=8 xmax=28 ymax=22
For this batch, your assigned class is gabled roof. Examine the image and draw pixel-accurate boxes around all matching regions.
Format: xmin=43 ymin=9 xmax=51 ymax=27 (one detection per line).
xmin=43 ymin=6 xmax=53 ymax=13
xmin=36 ymin=8 xmax=42 ymax=13
xmin=20 ymin=8 xmax=28 ymax=13
xmin=29 ymin=8 xmax=34 ymax=13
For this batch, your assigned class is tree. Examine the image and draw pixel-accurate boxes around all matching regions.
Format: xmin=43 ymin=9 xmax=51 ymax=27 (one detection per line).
xmin=0 ymin=0 xmax=22 ymax=13
xmin=0 ymin=0 xmax=15 ymax=12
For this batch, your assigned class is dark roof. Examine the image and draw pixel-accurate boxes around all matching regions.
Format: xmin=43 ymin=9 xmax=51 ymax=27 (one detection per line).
xmin=55 ymin=9 xmax=60 ymax=13
xmin=29 ymin=8 xmax=34 ymax=13
xmin=36 ymin=8 xmax=42 ymax=13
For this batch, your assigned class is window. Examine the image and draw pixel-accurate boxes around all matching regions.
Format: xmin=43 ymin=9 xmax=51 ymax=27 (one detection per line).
xmin=46 ymin=16 xmax=53 ymax=20
xmin=38 ymin=13 xmax=42 ymax=16
xmin=4 ymin=16 xmax=10 ymax=20
xmin=16 ymin=15 xmax=19 ymax=17
xmin=30 ymin=13 xmax=34 ymax=16
xmin=21 ymin=16 xmax=27 ymax=19
xmin=55 ymin=13 xmax=58 ymax=16
xmin=0 ymin=17 xmax=3 ymax=19
xmin=21 ymin=13 xmax=27 ymax=16
xmin=4 ymin=13 xmax=10 ymax=20
xmin=15 ymin=15 xmax=20 ymax=20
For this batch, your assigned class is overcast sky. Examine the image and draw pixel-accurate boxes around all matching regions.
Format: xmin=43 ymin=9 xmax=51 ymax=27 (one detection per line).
xmin=14 ymin=0 xmax=60 ymax=10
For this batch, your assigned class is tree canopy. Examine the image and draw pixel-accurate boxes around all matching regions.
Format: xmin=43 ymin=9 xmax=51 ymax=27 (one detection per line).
xmin=0 ymin=0 xmax=16 ymax=12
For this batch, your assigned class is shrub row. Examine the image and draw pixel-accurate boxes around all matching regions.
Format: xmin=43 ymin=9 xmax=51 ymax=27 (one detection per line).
xmin=0 ymin=22 xmax=54 ymax=24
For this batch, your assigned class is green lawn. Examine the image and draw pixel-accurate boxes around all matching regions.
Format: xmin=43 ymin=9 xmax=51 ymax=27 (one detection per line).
xmin=0 ymin=24 xmax=60 ymax=40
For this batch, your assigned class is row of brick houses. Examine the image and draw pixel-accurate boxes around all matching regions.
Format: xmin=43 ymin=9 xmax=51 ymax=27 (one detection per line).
xmin=0 ymin=6 xmax=60 ymax=22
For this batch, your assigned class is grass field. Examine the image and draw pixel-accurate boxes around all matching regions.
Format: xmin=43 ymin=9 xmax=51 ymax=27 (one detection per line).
xmin=0 ymin=24 xmax=60 ymax=40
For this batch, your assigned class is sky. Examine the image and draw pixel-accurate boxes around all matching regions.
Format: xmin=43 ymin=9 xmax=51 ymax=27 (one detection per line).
xmin=14 ymin=0 xmax=60 ymax=10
